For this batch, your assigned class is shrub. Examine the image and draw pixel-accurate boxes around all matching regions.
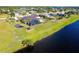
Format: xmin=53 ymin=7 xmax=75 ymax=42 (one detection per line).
xmin=21 ymin=39 xmax=32 ymax=46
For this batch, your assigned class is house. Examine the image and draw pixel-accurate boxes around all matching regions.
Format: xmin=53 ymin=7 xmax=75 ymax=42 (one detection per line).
xmin=14 ymin=17 xmax=19 ymax=21
xmin=57 ymin=11 xmax=65 ymax=17
xmin=21 ymin=14 xmax=38 ymax=20
xmin=27 ymin=19 xmax=40 ymax=26
xmin=21 ymin=14 xmax=44 ymax=26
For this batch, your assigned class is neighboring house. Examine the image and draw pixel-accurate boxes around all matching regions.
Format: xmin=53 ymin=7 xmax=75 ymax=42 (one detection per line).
xmin=14 ymin=17 xmax=19 ymax=21
xmin=57 ymin=13 xmax=65 ymax=17
xmin=56 ymin=11 xmax=65 ymax=17
xmin=8 ymin=16 xmax=19 ymax=22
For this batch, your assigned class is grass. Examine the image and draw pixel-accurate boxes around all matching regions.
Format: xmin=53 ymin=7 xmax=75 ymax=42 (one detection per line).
xmin=0 ymin=14 xmax=79 ymax=52
xmin=0 ymin=14 xmax=9 ymax=18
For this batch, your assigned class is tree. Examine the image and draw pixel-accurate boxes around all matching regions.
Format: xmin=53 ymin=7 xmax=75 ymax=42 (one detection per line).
xmin=21 ymin=39 xmax=32 ymax=46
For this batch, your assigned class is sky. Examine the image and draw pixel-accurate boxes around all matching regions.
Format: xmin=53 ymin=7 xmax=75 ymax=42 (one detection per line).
xmin=0 ymin=0 xmax=79 ymax=6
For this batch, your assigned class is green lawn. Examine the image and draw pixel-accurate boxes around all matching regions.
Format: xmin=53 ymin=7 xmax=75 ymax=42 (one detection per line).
xmin=0 ymin=14 xmax=79 ymax=52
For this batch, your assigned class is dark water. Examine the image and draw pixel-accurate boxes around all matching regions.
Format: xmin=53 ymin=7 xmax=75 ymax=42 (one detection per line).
xmin=15 ymin=20 xmax=79 ymax=53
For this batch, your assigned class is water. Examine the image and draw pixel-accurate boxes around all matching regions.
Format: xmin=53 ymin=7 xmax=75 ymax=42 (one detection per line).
xmin=32 ymin=20 xmax=79 ymax=53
